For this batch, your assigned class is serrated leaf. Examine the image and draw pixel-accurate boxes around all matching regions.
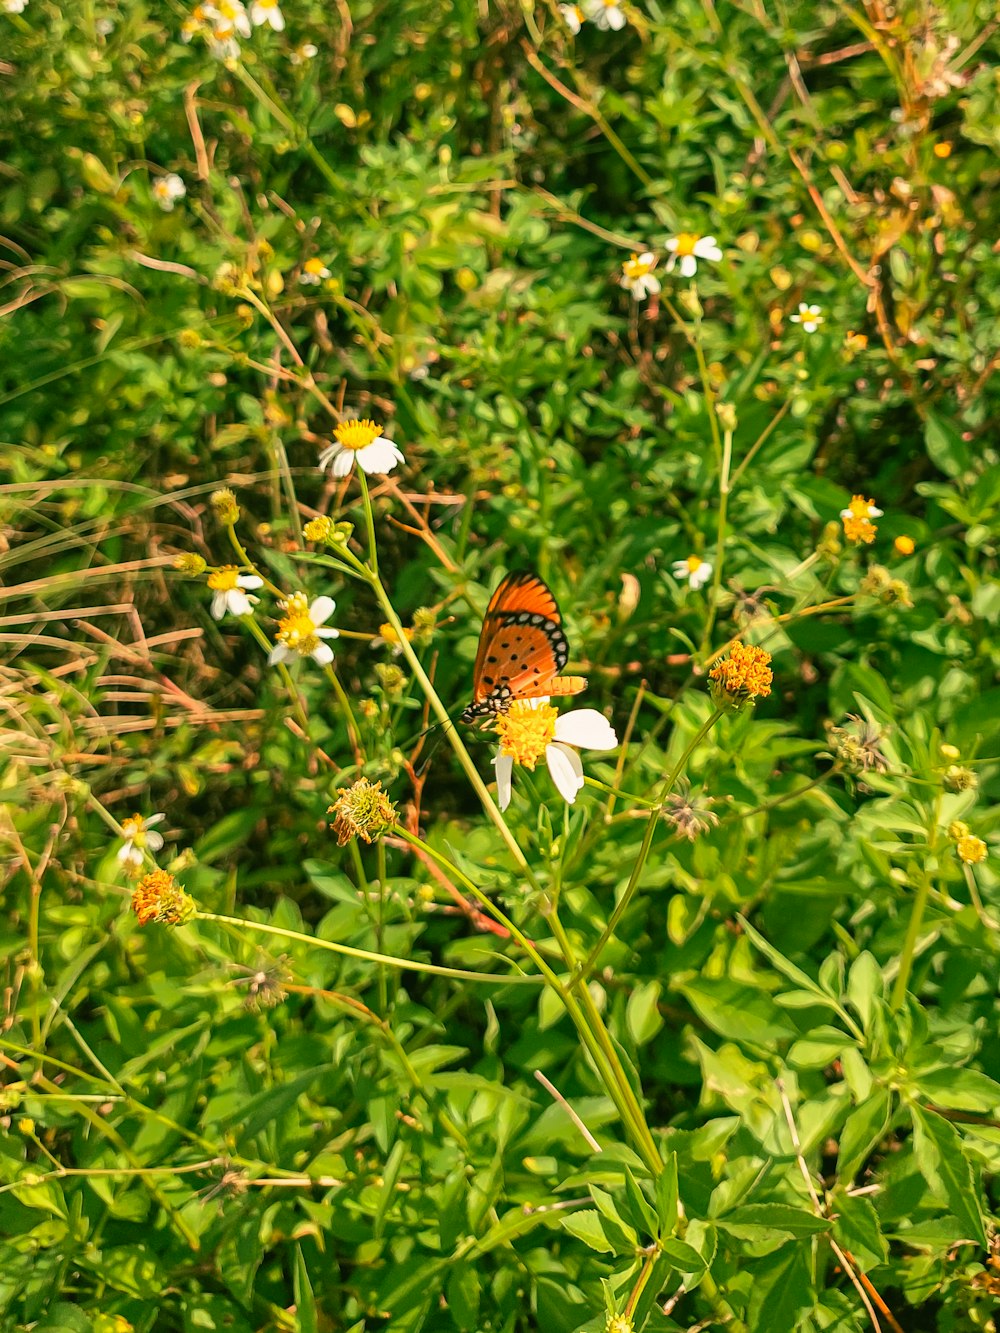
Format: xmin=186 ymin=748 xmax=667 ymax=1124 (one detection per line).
xmin=561 ymin=1208 xmax=615 ymax=1253
xmin=911 ymin=1105 xmax=987 ymax=1246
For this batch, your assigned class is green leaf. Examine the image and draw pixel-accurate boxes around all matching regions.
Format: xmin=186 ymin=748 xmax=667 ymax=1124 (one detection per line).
xmin=446 ymin=1264 xmax=481 ymax=1331
xmin=837 ymin=1089 xmax=892 ymax=1182
xmin=748 ymin=1243 xmax=814 ymax=1328
xmin=924 ymin=412 xmax=971 ymax=478
xmin=678 ymin=976 xmax=796 ymax=1046
xmin=719 ymin=1203 xmax=829 ymax=1239
xmin=831 ymin=1191 xmax=888 ymax=1272
xmin=626 ymin=978 xmax=664 ymax=1045
xmin=655 ymin=1153 xmax=679 ymax=1234
xmin=658 ymin=1238 xmax=708 ymax=1274
xmin=846 ymin=951 xmax=883 ymax=1030
xmin=910 ymin=1105 xmax=987 ymax=1246
xmin=374 ymin=1141 xmax=407 ymax=1241
xmin=913 ymin=1068 xmax=1000 ymax=1115
xmin=561 ymin=1209 xmax=615 ymax=1253
xmin=293 ymin=1243 xmax=318 ymax=1333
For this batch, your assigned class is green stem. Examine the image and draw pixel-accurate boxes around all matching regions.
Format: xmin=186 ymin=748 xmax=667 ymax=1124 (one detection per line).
xmin=573 ymin=709 xmax=724 ymax=986
xmin=324 ymin=662 xmax=364 ymax=766
xmin=358 ymin=468 xmax=379 ymax=577
xmin=890 ymin=869 xmax=933 ymax=1011
xmin=195 ymin=911 xmax=542 ymax=985
xmin=700 ymin=427 xmax=733 ymax=655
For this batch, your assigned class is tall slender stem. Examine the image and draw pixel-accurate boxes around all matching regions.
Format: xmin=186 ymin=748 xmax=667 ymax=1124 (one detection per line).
xmin=700 ymin=427 xmax=733 ymax=655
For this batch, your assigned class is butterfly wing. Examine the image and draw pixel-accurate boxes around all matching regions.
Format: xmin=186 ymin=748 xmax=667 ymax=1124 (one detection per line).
xmin=463 ymin=572 xmax=587 ymax=721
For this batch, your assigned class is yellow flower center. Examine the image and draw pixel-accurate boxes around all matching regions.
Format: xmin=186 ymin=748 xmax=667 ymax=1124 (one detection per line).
xmin=623 ymin=253 xmax=652 ymax=280
xmin=957 ymin=835 xmax=987 ymax=865
xmin=208 ymin=566 xmax=240 ymax=591
xmin=334 ymin=418 xmax=382 ymax=452
xmin=215 ymin=0 xmax=241 ymax=17
xmin=121 ymin=814 xmax=144 ymax=839
xmin=846 ymin=495 xmax=874 ymax=519
xmin=304 ymin=257 xmax=326 ymax=275
xmin=686 ymin=555 xmax=703 ymax=573
xmin=495 ymin=702 xmax=558 ymax=769
xmin=674 ymin=233 xmax=700 ymax=256
xmin=276 ymin=592 xmax=319 ymax=655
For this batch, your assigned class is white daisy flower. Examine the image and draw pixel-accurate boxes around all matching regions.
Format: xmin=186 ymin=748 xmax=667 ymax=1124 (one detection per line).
xmin=207 ymin=566 xmax=263 ymax=619
xmin=290 ymin=41 xmax=318 ymax=64
xmin=204 ymin=0 xmax=251 ymax=38
xmin=268 ymin=592 xmax=339 ymax=667
xmin=584 ymin=0 xmax=626 ymax=30
xmin=492 ymin=701 xmax=618 ymax=811
xmin=790 ymin=302 xmax=824 ymax=333
xmin=620 ymin=251 xmax=660 ymax=302
xmin=664 ymin=233 xmax=723 ymax=278
xmin=117 ymin=813 xmax=166 ymax=868
xmin=672 ymin=555 xmax=713 ymax=590
xmin=2 ymin=0 xmax=29 ymax=11
xmin=299 ymin=257 xmax=331 ymax=285
xmin=560 ymin=4 xmax=584 ymax=32
xmin=206 ymin=23 xmax=241 ymax=58
xmin=152 ymin=173 xmax=186 ymax=212
xmin=318 ymin=417 xmax=404 ymax=479
xmin=249 ymin=0 xmax=283 ymax=28
xmin=839 ymin=497 xmax=883 ymax=521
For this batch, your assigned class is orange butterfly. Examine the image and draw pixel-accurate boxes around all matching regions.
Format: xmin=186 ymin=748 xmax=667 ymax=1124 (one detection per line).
xmin=460 ymin=571 xmax=588 ymax=724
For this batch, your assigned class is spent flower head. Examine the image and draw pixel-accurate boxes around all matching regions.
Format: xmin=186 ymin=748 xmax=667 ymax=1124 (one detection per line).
xmin=708 ymin=642 xmax=773 ymax=711
xmin=329 ymin=778 xmax=398 ymax=846
xmin=860 ymin=564 xmax=912 ymax=608
xmin=662 ymin=788 xmax=719 ymax=841
xmin=131 ymin=870 xmax=195 ymax=926
xmin=210 ymin=487 xmax=240 ymax=525
xmin=318 ymin=418 xmax=404 ymax=478
xmin=173 ymin=552 xmax=207 ymax=576
xmin=841 ymin=495 xmax=882 ymax=545
xmin=828 ymin=714 xmax=889 ymax=775
xmin=956 ymin=835 xmax=987 ymax=865
xmin=943 ymin=764 xmax=977 ymax=794
xmin=303 ymin=516 xmax=333 ymax=543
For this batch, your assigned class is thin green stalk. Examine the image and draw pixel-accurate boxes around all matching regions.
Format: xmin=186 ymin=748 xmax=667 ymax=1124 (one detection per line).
xmin=700 ymin=426 xmax=734 ymax=655
xmin=358 ymin=468 xmax=379 ymax=577
xmin=195 ymin=911 xmax=542 ymax=985
xmin=324 ymin=662 xmax=364 ymax=766
xmin=240 ymin=611 xmax=311 ymax=733
xmin=375 ymin=839 xmax=389 ymax=1015
xmin=890 ymin=868 xmax=933 ymax=1011
xmin=573 ymin=709 xmax=724 ymax=986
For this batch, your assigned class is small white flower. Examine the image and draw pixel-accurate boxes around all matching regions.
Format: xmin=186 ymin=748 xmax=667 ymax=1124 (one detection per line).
xmin=152 ymin=173 xmax=186 ymax=212
xmin=664 ymin=233 xmax=723 ymax=278
xmin=2 ymin=0 xmax=29 ymax=12
xmin=290 ymin=40 xmax=318 ymax=64
xmin=318 ymin=417 xmax=404 ymax=479
xmin=620 ymin=251 xmax=661 ymax=302
xmin=95 ymin=16 xmax=115 ymax=34
xmin=117 ymin=813 xmax=166 ymax=868
xmin=299 ymin=257 xmax=331 ymax=285
xmin=672 ymin=555 xmax=713 ymax=590
xmin=560 ymin=3 xmax=584 ymax=32
xmin=492 ymin=701 xmax=618 ymax=811
xmin=204 ymin=0 xmax=251 ymax=38
xmin=839 ymin=497 xmax=883 ymax=520
xmin=269 ymin=592 xmax=339 ymax=668
xmin=790 ymin=302 xmax=824 ymax=333
xmin=584 ymin=0 xmax=626 ymax=30
xmin=206 ymin=24 xmax=241 ymax=58
xmin=207 ymin=566 xmax=263 ymax=619
xmin=249 ymin=0 xmax=283 ymax=29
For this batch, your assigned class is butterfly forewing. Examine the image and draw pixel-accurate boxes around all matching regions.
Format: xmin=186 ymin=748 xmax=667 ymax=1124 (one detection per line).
xmin=463 ymin=572 xmax=588 ymax=721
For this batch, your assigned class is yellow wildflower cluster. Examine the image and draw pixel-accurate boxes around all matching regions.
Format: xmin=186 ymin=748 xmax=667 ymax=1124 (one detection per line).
xmin=841 ymin=495 xmax=880 ymax=545
xmin=708 ymin=642 xmax=773 ymax=711
xmin=131 ymin=870 xmax=195 ymax=927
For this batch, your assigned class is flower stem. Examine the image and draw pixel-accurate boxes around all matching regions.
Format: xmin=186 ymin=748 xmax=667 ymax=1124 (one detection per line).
xmin=700 ymin=426 xmax=733 ymax=655
xmin=357 ymin=468 xmax=379 ymax=577
xmin=890 ymin=868 xmax=933 ymax=1011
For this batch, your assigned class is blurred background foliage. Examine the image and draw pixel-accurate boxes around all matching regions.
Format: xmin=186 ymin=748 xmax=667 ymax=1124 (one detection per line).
xmin=2 ymin=0 xmax=999 ymax=1330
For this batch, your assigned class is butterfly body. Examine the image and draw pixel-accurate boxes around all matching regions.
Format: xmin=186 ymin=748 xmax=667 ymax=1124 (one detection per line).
xmin=461 ymin=571 xmax=587 ymax=723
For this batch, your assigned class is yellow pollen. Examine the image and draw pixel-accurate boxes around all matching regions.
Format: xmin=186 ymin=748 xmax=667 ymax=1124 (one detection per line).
xmin=208 ymin=566 xmax=240 ymax=591
xmin=674 ymin=233 xmax=699 ymax=256
xmin=623 ymin=253 xmax=652 ymax=279
xmin=276 ymin=592 xmax=319 ymax=655
xmin=121 ymin=814 xmax=144 ymax=838
xmin=686 ymin=555 xmax=703 ymax=573
xmin=495 ymin=702 xmax=558 ymax=769
xmin=334 ymin=418 xmax=382 ymax=452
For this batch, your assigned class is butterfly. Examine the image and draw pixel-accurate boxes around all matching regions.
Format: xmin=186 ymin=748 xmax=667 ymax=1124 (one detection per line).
xmin=460 ymin=571 xmax=588 ymax=724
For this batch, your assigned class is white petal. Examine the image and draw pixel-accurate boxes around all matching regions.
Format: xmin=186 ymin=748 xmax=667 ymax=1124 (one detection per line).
xmin=268 ymin=644 xmax=289 ymax=665
xmin=211 ymin=591 xmax=227 ymax=619
xmin=554 ymin=709 xmax=618 ymax=751
xmin=664 ymin=237 xmax=679 ymax=253
xmin=606 ymin=6 xmax=626 ymax=28
xmin=680 ymin=254 xmax=698 ymax=278
xmin=691 ymin=562 xmax=713 ymax=588
xmin=356 ymin=439 xmax=404 ymax=475
xmin=309 ymin=595 xmax=336 ymax=626
xmin=238 ymin=574 xmax=263 ymax=590
xmin=146 ymin=831 xmax=164 ymax=851
xmin=331 ymin=447 xmax=355 ymax=477
xmin=671 ymin=561 xmax=688 ymax=578
xmin=227 ymin=590 xmax=252 ymax=616
xmin=117 ymin=843 xmax=133 ymax=863
xmin=146 ymin=814 xmax=166 ymax=827
xmin=869 ymin=505 xmax=883 ymax=517
xmin=493 ymin=752 xmax=514 ymax=811
xmin=694 ymin=237 xmax=722 ymax=261
xmin=317 ymin=442 xmax=339 ymax=468
xmin=316 ymin=626 xmax=340 ymax=639
xmin=638 ymin=251 xmax=655 ymax=266
xmin=311 ymin=642 xmax=335 ymax=666
xmin=546 ymin=742 xmax=585 ymax=803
